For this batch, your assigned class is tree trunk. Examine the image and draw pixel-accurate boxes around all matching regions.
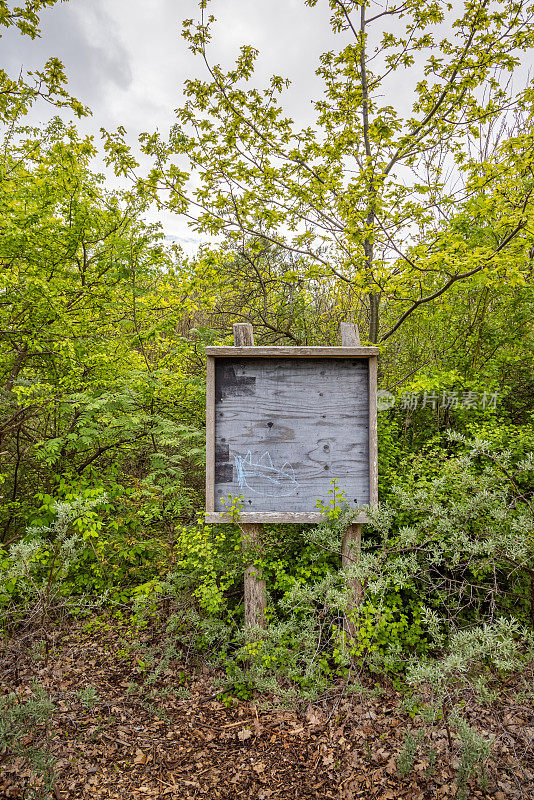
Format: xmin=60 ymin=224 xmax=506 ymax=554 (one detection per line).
xmin=356 ymin=3 xmax=381 ymax=345
xmin=369 ymin=292 xmax=381 ymax=344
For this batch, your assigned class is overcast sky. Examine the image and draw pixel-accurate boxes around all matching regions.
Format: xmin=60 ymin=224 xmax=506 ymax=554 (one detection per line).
xmin=3 ymin=0 xmax=346 ymax=249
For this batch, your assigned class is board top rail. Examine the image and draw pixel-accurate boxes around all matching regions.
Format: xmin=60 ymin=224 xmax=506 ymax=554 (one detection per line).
xmin=205 ymin=346 xmax=379 ymax=357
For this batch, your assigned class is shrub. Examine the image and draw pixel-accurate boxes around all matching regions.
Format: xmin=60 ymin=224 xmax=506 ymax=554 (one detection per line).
xmin=0 ymin=495 xmax=106 ymax=631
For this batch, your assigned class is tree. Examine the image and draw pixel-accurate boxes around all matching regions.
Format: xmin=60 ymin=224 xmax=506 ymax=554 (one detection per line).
xmin=182 ymin=239 xmax=353 ymax=344
xmin=0 ymin=0 xmax=86 ymax=122
xmin=0 ymin=120 xmax=205 ymax=545
xmin=114 ymin=0 xmax=534 ymax=342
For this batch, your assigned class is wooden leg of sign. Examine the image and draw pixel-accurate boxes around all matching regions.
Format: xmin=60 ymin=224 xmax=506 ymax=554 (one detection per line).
xmin=339 ymin=322 xmax=364 ymax=639
xmin=340 ymin=320 xmax=361 ymax=347
xmin=241 ymin=523 xmax=267 ymax=629
xmin=342 ymin=523 xmax=363 ymax=640
xmin=232 ymin=322 xmax=267 ymax=629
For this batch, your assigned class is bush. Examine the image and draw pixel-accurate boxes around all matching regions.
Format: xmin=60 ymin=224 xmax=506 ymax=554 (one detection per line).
xmin=360 ymin=433 xmax=534 ymax=794
xmin=0 ymin=495 xmax=106 ymax=631
xmin=201 ymin=434 xmax=534 ymax=792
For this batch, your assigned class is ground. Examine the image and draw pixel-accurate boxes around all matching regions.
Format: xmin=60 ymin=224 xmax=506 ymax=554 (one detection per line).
xmin=1 ymin=613 xmax=532 ymax=799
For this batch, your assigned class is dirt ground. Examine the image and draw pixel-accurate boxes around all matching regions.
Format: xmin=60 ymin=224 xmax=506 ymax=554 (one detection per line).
xmin=1 ymin=614 xmax=532 ymax=799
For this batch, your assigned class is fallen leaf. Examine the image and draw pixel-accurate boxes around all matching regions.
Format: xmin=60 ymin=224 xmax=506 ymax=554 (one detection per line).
xmin=386 ymin=757 xmax=396 ymax=775
xmin=237 ymin=727 xmax=252 ymax=742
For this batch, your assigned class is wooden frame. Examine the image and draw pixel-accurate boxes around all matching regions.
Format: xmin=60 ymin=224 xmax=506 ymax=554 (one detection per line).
xmin=205 ymin=346 xmax=379 ymax=524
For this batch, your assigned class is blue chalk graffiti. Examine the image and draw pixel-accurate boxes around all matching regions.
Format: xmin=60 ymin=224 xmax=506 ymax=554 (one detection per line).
xmin=235 ymin=451 xmax=299 ymax=497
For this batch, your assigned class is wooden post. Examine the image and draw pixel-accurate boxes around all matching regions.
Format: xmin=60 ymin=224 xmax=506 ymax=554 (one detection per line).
xmin=340 ymin=320 xmax=361 ymax=347
xmin=342 ymin=523 xmax=363 ymax=640
xmin=233 ymin=323 xmax=267 ymax=629
xmin=242 ymin=523 xmax=267 ymax=628
xmin=233 ymin=322 xmax=255 ymax=348
xmin=341 ymin=322 xmax=364 ymax=640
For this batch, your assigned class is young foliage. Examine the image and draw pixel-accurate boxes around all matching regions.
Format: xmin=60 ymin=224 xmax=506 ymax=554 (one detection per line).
xmin=109 ymin=0 xmax=534 ymax=341
xmin=0 ymin=0 xmax=87 ymax=121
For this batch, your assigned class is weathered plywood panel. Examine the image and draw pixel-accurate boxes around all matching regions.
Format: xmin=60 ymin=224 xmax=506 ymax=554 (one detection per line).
xmin=213 ymin=357 xmax=370 ymax=513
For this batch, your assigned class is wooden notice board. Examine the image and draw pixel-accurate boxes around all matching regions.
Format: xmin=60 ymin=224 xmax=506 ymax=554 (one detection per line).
xmin=205 ymin=347 xmax=378 ymax=524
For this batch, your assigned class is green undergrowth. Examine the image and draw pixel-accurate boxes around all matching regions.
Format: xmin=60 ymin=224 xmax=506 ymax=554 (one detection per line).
xmin=1 ymin=433 xmax=533 ymax=798
xmin=0 ymin=685 xmax=56 ymax=799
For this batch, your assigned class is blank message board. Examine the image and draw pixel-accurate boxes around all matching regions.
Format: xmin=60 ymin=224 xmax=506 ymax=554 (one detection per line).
xmin=205 ymin=347 xmax=378 ymax=524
